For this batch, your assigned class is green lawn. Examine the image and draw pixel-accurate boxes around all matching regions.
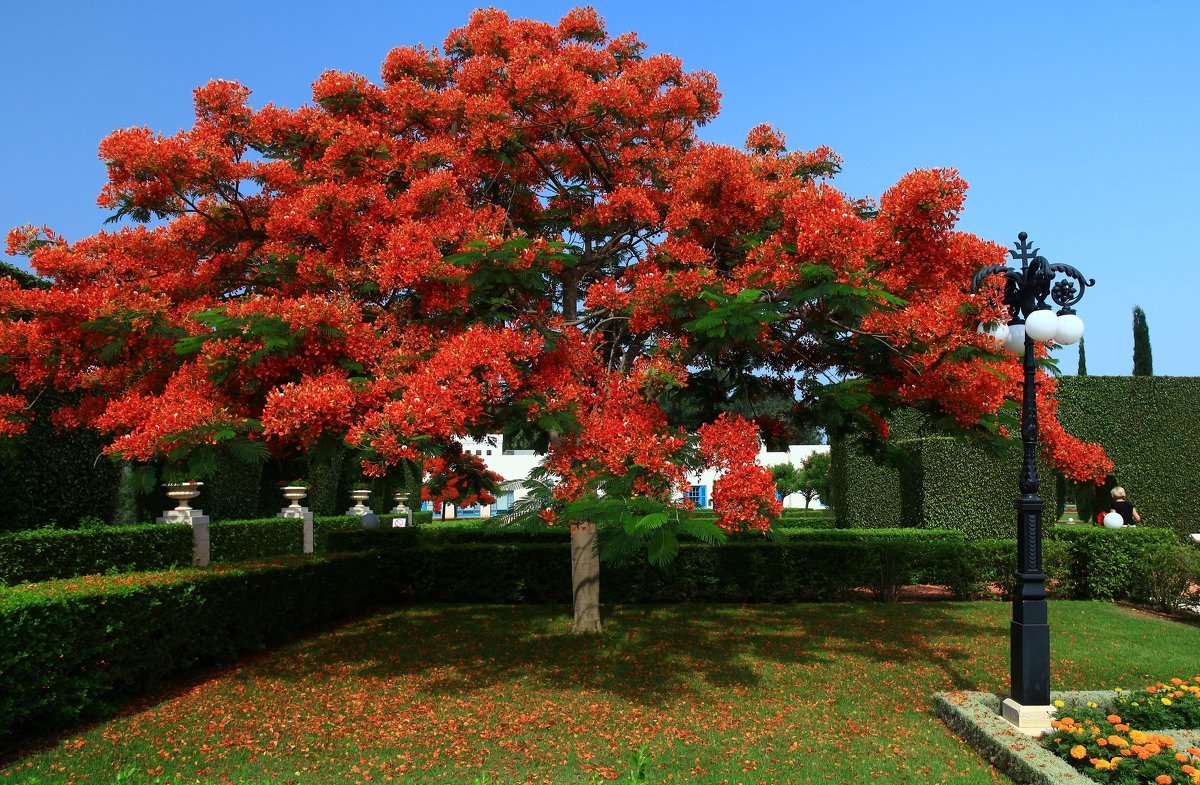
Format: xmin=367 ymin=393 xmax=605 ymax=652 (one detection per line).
xmin=3 ymin=601 xmax=1198 ymax=784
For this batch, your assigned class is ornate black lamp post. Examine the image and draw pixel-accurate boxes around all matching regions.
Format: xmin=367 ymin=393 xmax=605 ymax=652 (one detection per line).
xmin=971 ymin=233 xmax=1093 ymax=729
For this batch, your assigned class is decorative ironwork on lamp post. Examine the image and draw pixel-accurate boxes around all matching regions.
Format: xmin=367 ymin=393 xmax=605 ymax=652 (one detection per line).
xmin=971 ymin=232 xmax=1094 ymax=715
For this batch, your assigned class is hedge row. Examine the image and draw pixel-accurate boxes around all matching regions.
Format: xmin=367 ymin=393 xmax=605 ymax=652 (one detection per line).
xmin=831 ymin=411 xmax=1061 ymax=540
xmin=334 ymin=524 xmax=1188 ymax=606
xmin=0 ymin=516 xmax=361 ymax=585
xmin=1055 ymin=376 xmax=1200 ymax=539
xmin=831 ymin=378 xmax=1200 ymax=541
xmin=0 ymin=554 xmax=374 ymax=740
xmin=336 ymin=531 xmax=971 ymax=604
xmin=0 ymin=389 xmax=120 ymax=533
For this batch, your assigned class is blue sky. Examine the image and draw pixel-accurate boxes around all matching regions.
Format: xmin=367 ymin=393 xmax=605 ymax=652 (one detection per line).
xmin=2 ymin=1 xmax=1196 ymax=375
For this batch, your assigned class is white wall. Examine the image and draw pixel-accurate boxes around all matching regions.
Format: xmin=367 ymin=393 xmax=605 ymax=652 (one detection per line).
xmin=448 ymin=435 xmax=830 ymax=512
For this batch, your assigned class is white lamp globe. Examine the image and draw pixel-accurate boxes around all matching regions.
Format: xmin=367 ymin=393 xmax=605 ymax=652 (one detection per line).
xmin=1102 ymin=511 xmax=1125 ymax=528
xmin=1003 ymin=323 xmax=1026 ymax=354
xmin=977 ymin=322 xmax=1009 ymax=345
xmin=1055 ymin=313 xmax=1085 ymax=345
xmin=1024 ymin=308 xmax=1059 ymax=342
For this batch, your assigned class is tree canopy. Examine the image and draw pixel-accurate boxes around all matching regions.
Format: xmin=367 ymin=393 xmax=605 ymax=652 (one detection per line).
xmin=0 ymin=8 xmax=1110 ymax=535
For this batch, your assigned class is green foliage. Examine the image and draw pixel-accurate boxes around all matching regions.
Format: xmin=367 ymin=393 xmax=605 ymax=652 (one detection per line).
xmin=0 ymin=259 xmax=47 ymax=289
xmin=1132 ymin=305 xmax=1153 ymax=376
xmin=1129 ymin=543 xmax=1200 ymax=613
xmin=0 ymin=517 xmax=360 ymax=584
xmin=1077 ymin=336 xmax=1087 ymax=376
xmin=829 ymin=439 xmax=904 ymax=529
xmin=799 ymin=451 xmax=832 ymax=509
xmin=0 ymin=524 xmax=192 ymax=584
xmin=1055 ymin=376 xmax=1200 ymax=539
xmin=830 ymin=412 xmax=1057 ymax=539
xmin=1046 ymin=525 xmax=1177 ymax=601
xmin=769 ymin=463 xmax=802 ymax=497
xmin=334 ymin=527 xmax=968 ymax=604
xmin=0 ymin=554 xmax=374 ymax=739
xmin=203 ymin=452 xmax=264 ymax=520
xmin=0 ymin=389 xmax=120 ymax=533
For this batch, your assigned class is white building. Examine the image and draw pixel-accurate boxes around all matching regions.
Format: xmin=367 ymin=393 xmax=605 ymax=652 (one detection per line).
xmin=425 ymin=435 xmax=829 ymax=519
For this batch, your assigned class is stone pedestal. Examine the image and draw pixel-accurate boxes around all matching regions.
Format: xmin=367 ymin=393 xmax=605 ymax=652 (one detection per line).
xmin=279 ymin=507 xmax=314 ymax=553
xmin=1001 ymin=698 xmax=1056 ymax=736
xmin=391 ymin=492 xmax=413 ymax=528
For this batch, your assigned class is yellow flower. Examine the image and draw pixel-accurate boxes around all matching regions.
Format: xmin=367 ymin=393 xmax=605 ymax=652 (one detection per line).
xmin=1131 ymin=731 xmax=1149 ymax=745
xmin=1107 ymin=735 xmax=1129 ymax=748
xmin=1087 ymin=701 xmax=1098 ymax=708
xmin=1164 ymin=698 xmax=1174 ymax=706
xmin=1091 ymin=758 xmax=1115 ymax=771
xmin=1070 ymin=745 xmax=1088 ymax=760
xmin=1054 ymin=700 xmax=1065 ymax=708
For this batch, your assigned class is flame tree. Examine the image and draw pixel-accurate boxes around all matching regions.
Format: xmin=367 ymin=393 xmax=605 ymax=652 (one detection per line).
xmin=0 ymin=9 xmax=1109 ymax=632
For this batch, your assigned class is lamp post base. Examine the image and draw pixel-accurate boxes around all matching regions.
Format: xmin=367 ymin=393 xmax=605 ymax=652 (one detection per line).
xmin=1001 ymin=698 xmax=1056 ymax=736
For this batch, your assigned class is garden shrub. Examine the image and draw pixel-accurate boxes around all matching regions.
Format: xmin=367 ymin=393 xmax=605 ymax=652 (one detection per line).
xmin=1128 ymin=543 xmax=1200 ymax=612
xmin=0 ymin=389 xmax=121 ymax=532
xmin=0 ymin=524 xmax=192 ymax=584
xmin=957 ymin=538 xmax=1073 ymax=600
xmin=1046 ymin=525 xmax=1177 ymax=601
xmin=202 ymin=453 xmax=264 ymax=521
xmin=0 ymin=554 xmax=375 ymax=739
xmin=829 ymin=438 xmax=904 ymax=529
xmin=0 ymin=516 xmax=362 ymax=584
xmin=1055 ymin=376 xmax=1200 ymax=539
xmin=334 ymin=527 xmax=967 ymax=603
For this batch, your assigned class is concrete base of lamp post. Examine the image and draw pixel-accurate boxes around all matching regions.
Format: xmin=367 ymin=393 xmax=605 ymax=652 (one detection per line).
xmin=1000 ymin=698 xmax=1056 ymax=736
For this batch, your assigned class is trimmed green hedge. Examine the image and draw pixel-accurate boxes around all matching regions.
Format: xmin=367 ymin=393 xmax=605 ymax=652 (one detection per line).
xmin=0 ymin=389 xmax=120 ymax=533
xmin=0 ymin=524 xmax=193 ymax=584
xmin=829 ymin=438 xmax=904 ymax=529
xmin=0 ymin=554 xmax=374 ymax=739
xmin=336 ymin=524 xmax=1179 ymax=607
xmin=1055 ymin=376 xmax=1200 ymax=539
xmin=831 ymin=413 xmax=1058 ymax=540
xmin=0 ymin=516 xmax=361 ymax=585
xmin=331 ymin=526 xmax=971 ymax=602
xmin=1045 ymin=524 xmax=1177 ymax=600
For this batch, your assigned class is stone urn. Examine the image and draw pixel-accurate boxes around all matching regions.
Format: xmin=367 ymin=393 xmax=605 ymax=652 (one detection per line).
xmin=163 ymin=481 xmax=203 ymax=522
xmin=281 ymin=485 xmax=308 ymax=518
xmin=347 ymin=488 xmax=373 ymax=516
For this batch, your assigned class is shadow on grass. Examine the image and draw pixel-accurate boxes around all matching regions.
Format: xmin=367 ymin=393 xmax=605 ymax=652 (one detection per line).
xmin=248 ymin=601 xmax=1005 ymax=706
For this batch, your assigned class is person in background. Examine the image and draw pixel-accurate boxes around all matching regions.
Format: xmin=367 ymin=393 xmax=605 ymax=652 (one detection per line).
xmin=1110 ymin=486 xmax=1142 ymax=526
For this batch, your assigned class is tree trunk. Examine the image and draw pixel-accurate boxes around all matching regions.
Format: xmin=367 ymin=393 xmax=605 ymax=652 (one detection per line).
xmin=571 ymin=523 xmax=602 ymax=633
xmin=559 ymin=272 xmax=602 ymax=634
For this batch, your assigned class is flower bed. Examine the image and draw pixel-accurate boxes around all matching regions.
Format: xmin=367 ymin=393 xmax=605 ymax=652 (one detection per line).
xmin=935 ymin=684 xmax=1200 ymax=785
xmin=1046 ymin=678 xmax=1200 ymax=783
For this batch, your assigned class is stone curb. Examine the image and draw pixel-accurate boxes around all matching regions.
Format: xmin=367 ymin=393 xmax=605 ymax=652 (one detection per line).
xmin=933 ymin=692 xmax=1088 ymax=785
xmin=934 ymin=691 xmax=1200 ymax=784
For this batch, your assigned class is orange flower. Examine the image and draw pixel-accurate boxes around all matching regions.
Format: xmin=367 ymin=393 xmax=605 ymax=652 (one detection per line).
xmin=1155 ymin=775 xmax=1172 ymax=785
xmin=1070 ymin=745 xmax=1088 ymax=760
xmin=1107 ymin=714 xmax=1123 ymax=723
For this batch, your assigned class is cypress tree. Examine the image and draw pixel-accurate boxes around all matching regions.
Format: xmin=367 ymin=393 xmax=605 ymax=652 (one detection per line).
xmin=1132 ymin=305 xmax=1153 ymax=376
xmin=1077 ymin=337 xmax=1088 ymax=376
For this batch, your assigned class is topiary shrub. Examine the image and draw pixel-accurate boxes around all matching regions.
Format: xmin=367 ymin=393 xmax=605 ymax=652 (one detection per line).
xmin=0 ymin=389 xmax=120 ymax=532
xmin=1046 ymin=525 xmax=1177 ymax=601
xmin=1055 ymin=376 xmax=1200 ymax=539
